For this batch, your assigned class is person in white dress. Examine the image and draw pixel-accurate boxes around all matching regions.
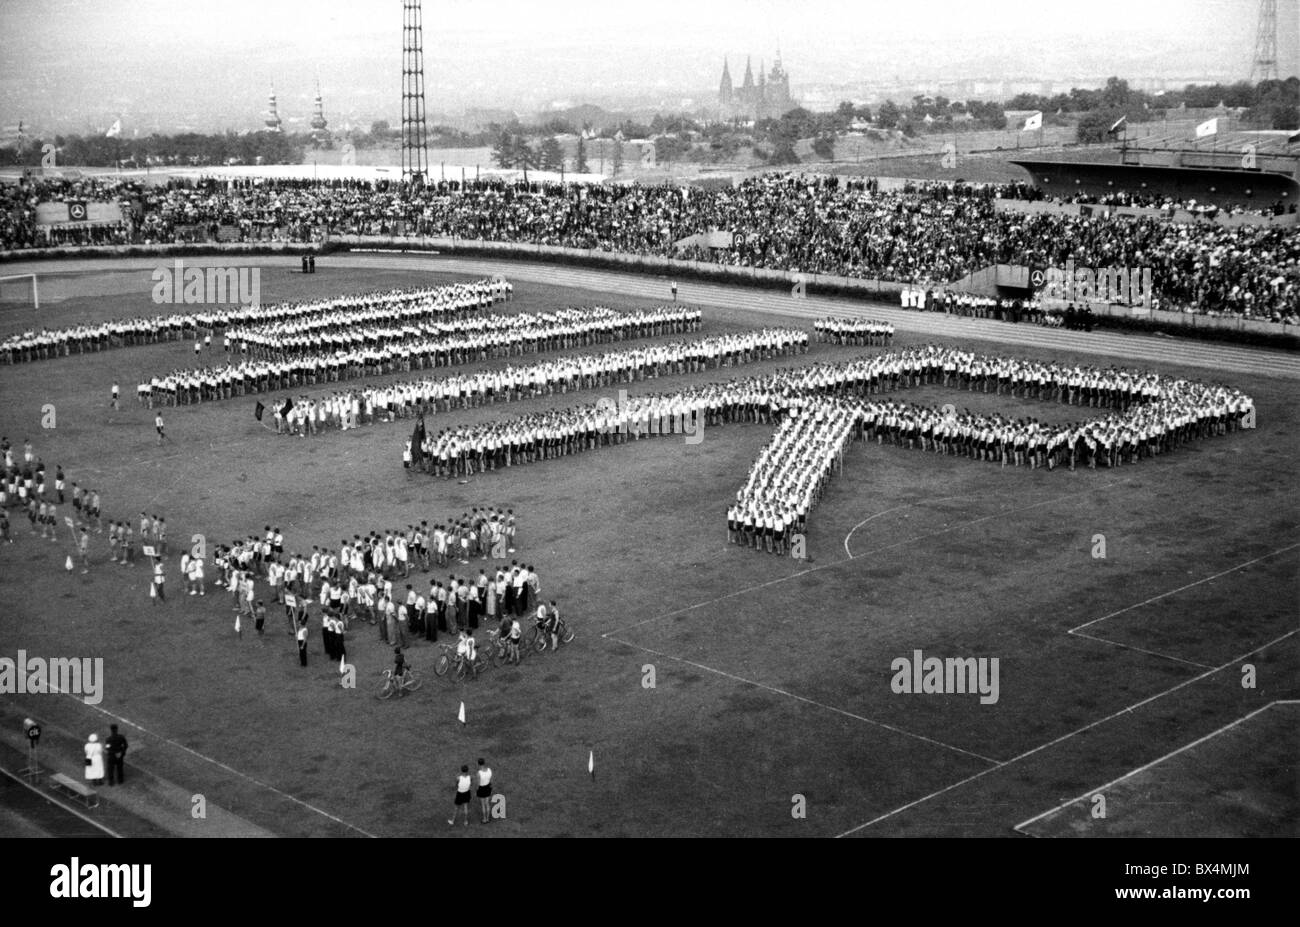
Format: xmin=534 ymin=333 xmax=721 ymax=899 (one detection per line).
xmin=84 ymin=733 xmax=105 ymax=785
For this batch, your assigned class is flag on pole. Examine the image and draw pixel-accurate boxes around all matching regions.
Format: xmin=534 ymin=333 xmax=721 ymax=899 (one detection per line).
xmin=65 ymin=555 xmax=74 ymax=572
xmin=1022 ymin=111 xmax=1043 ymax=131
xmin=457 ymin=701 xmax=466 ymax=725
xmin=254 ymin=401 xmax=265 ymax=421
xmin=281 ymin=397 xmax=294 ymax=416
xmin=105 ymin=119 xmax=121 ymax=138
xmin=1108 ymin=115 xmax=1127 ymax=136
xmin=235 ymin=614 xmax=241 ymax=635
xmin=339 ymin=655 xmax=346 ymax=675
xmin=588 ymin=750 xmax=595 ymax=780
xmin=1195 ymin=117 xmax=1218 ymax=138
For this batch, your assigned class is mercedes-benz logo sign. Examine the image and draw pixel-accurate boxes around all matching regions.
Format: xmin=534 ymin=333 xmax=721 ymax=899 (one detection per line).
xmin=68 ymin=202 xmax=88 ymax=221
xmin=1029 ymin=269 xmax=1045 ymax=287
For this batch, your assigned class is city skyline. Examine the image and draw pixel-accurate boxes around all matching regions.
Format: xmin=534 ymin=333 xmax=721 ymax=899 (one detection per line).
xmin=0 ymin=0 xmax=1296 ymax=134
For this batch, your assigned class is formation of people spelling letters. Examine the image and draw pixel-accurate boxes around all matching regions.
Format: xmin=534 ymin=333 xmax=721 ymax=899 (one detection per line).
xmin=397 ymin=341 xmax=1254 ymax=556
xmin=269 ymin=327 xmax=811 ymax=439
xmin=3 ymin=278 xmax=512 ymax=365
xmin=136 ymin=283 xmax=702 ymax=406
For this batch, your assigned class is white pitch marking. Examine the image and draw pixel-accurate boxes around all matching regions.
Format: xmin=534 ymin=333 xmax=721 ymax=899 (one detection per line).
xmin=833 ymin=628 xmax=1298 ymax=837
xmin=50 ymin=686 xmax=377 ymax=838
xmin=605 ymin=636 xmax=1000 ymax=765
xmin=1011 ymin=700 xmax=1300 ymax=834
xmin=1067 ymin=542 xmax=1300 ymax=634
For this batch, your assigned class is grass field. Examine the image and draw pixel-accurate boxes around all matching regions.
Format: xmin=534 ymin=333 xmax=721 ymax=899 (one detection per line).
xmin=1 ymin=260 xmax=1296 ymax=838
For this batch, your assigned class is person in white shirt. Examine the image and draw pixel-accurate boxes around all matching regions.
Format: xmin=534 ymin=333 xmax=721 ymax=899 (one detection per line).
xmin=449 ymin=764 xmax=473 ymax=827
xmin=476 ymin=758 xmax=494 ymax=824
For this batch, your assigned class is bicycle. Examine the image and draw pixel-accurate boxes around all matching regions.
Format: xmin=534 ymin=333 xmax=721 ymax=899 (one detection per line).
xmin=530 ymin=616 xmax=576 ymax=653
xmin=434 ymin=643 xmax=489 ymax=679
xmin=375 ymin=666 xmax=422 ymax=699
xmin=484 ymin=628 xmax=516 ymax=667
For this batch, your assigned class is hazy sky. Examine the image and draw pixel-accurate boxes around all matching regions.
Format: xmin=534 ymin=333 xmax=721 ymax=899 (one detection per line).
xmin=1 ymin=0 xmax=1295 ymax=132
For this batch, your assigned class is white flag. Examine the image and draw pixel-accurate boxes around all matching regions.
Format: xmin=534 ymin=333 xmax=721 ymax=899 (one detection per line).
xmin=457 ymin=701 xmax=466 ymax=725
xmin=588 ymin=750 xmax=595 ymax=779
xmin=339 ymin=655 xmax=346 ymax=674
xmin=105 ymin=119 xmax=121 ymax=138
xmin=65 ymin=555 xmax=74 ymax=571
xmin=1022 ymin=111 xmax=1042 ymax=131
xmin=234 ymin=614 xmax=241 ymax=633
xmin=1195 ymin=117 xmax=1218 ymax=138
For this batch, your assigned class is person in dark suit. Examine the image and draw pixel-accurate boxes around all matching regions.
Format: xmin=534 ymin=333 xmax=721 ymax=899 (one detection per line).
xmin=106 ymin=724 xmax=128 ymax=785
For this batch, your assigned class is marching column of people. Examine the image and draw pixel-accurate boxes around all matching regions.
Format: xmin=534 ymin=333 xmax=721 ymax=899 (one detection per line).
xmin=139 ymin=305 xmax=702 ymax=407
xmin=3 ymin=279 xmax=510 ymax=365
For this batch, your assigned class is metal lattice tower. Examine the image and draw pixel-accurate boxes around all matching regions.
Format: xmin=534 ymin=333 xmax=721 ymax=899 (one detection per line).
xmin=401 ymin=0 xmax=429 ymax=183
xmin=1250 ymin=0 xmax=1279 ymax=83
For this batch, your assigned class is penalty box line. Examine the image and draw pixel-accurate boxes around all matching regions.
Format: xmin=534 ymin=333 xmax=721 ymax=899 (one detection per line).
xmin=1068 ymin=542 xmax=1300 ymax=635
xmin=606 ymin=479 xmax=1129 ymax=640
xmin=1011 ymin=699 xmax=1300 ymax=835
xmin=49 ymin=686 xmax=378 ymax=838
xmin=834 ymin=627 xmax=1299 ymax=838
xmin=602 ymin=634 xmax=1000 ymax=765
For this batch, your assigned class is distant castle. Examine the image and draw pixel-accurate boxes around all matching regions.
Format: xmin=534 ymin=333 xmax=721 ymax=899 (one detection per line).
xmin=717 ymin=50 xmax=795 ymax=122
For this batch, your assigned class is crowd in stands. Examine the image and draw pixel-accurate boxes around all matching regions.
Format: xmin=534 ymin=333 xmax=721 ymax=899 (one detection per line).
xmin=3 ymin=172 xmax=1296 ymax=321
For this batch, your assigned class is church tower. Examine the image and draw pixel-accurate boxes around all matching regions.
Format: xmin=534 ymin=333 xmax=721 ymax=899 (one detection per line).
xmin=263 ymin=83 xmax=282 ymax=132
xmin=740 ymin=56 xmax=755 ymax=106
xmin=718 ymin=58 xmax=734 ymax=106
xmin=310 ymin=79 xmax=329 ymax=137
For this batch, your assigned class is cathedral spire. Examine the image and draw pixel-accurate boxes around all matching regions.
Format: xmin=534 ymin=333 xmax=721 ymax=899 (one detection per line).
xmin=719 ymin=57 xmax=734 ymax=104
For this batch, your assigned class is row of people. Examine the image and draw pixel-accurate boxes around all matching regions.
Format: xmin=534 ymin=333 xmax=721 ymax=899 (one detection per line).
xmin=812 ymin=317 xmax=895 ymax=346
xmin=0 ymin=278 xmax=509 ymax=364
xmin=275 ymin=328 xmax=808 ymax=437
xmin=229 ymin=304 xmax=693 ymax=361
xmin=138 ymin=306 xmax=703 ymax=405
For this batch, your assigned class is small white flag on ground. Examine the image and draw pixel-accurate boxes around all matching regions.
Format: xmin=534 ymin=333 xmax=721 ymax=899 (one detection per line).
xmin=105 ymin=119 xmax=121 ymax=138
xmin=1195 ymin=117 xmax=1218 ymax=138
xmin=457 ymin=701 xmax=466 ymax=725
xmin=65 ymin=555 xmax=73 ymax=571
xmin=1022 ymin=111 xmax=1042 ymax=131
xmin=588 ymin=750 xmax=595 ymax=780
xmin=234 ymin=614 xmax=241 ymax=634
xmin=338 ymin=655 xmax=346 ymax=674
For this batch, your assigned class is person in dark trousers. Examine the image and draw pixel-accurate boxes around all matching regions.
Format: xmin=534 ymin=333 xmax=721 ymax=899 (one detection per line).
xmin=106 ymin=724 xmax=128 ymax=785
xmin=296 ymin=617 xmax=309 ymax=666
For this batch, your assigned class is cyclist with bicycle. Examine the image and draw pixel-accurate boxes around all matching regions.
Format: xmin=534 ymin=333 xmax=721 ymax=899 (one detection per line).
xmin=456 ymin=629 xmax=478 ymax=676
xmin=506 ymin=614 xmax=523 ymax=664
xmin=536 ymin=601 xmax=560 ymax=653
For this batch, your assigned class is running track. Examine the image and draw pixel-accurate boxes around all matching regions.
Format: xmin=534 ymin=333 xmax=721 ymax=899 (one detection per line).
xmin=8 ymin=253 xmax=1299 ymax=380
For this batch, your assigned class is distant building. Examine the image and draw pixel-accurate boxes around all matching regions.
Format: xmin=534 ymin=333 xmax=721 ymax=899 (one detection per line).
xmin=310 ymin=80 xmax=329 ymax=140
xmin=264 ymin=84 xmax=282 ymax=133
xmin=716 ymin=50 xmax=796 ymax=122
